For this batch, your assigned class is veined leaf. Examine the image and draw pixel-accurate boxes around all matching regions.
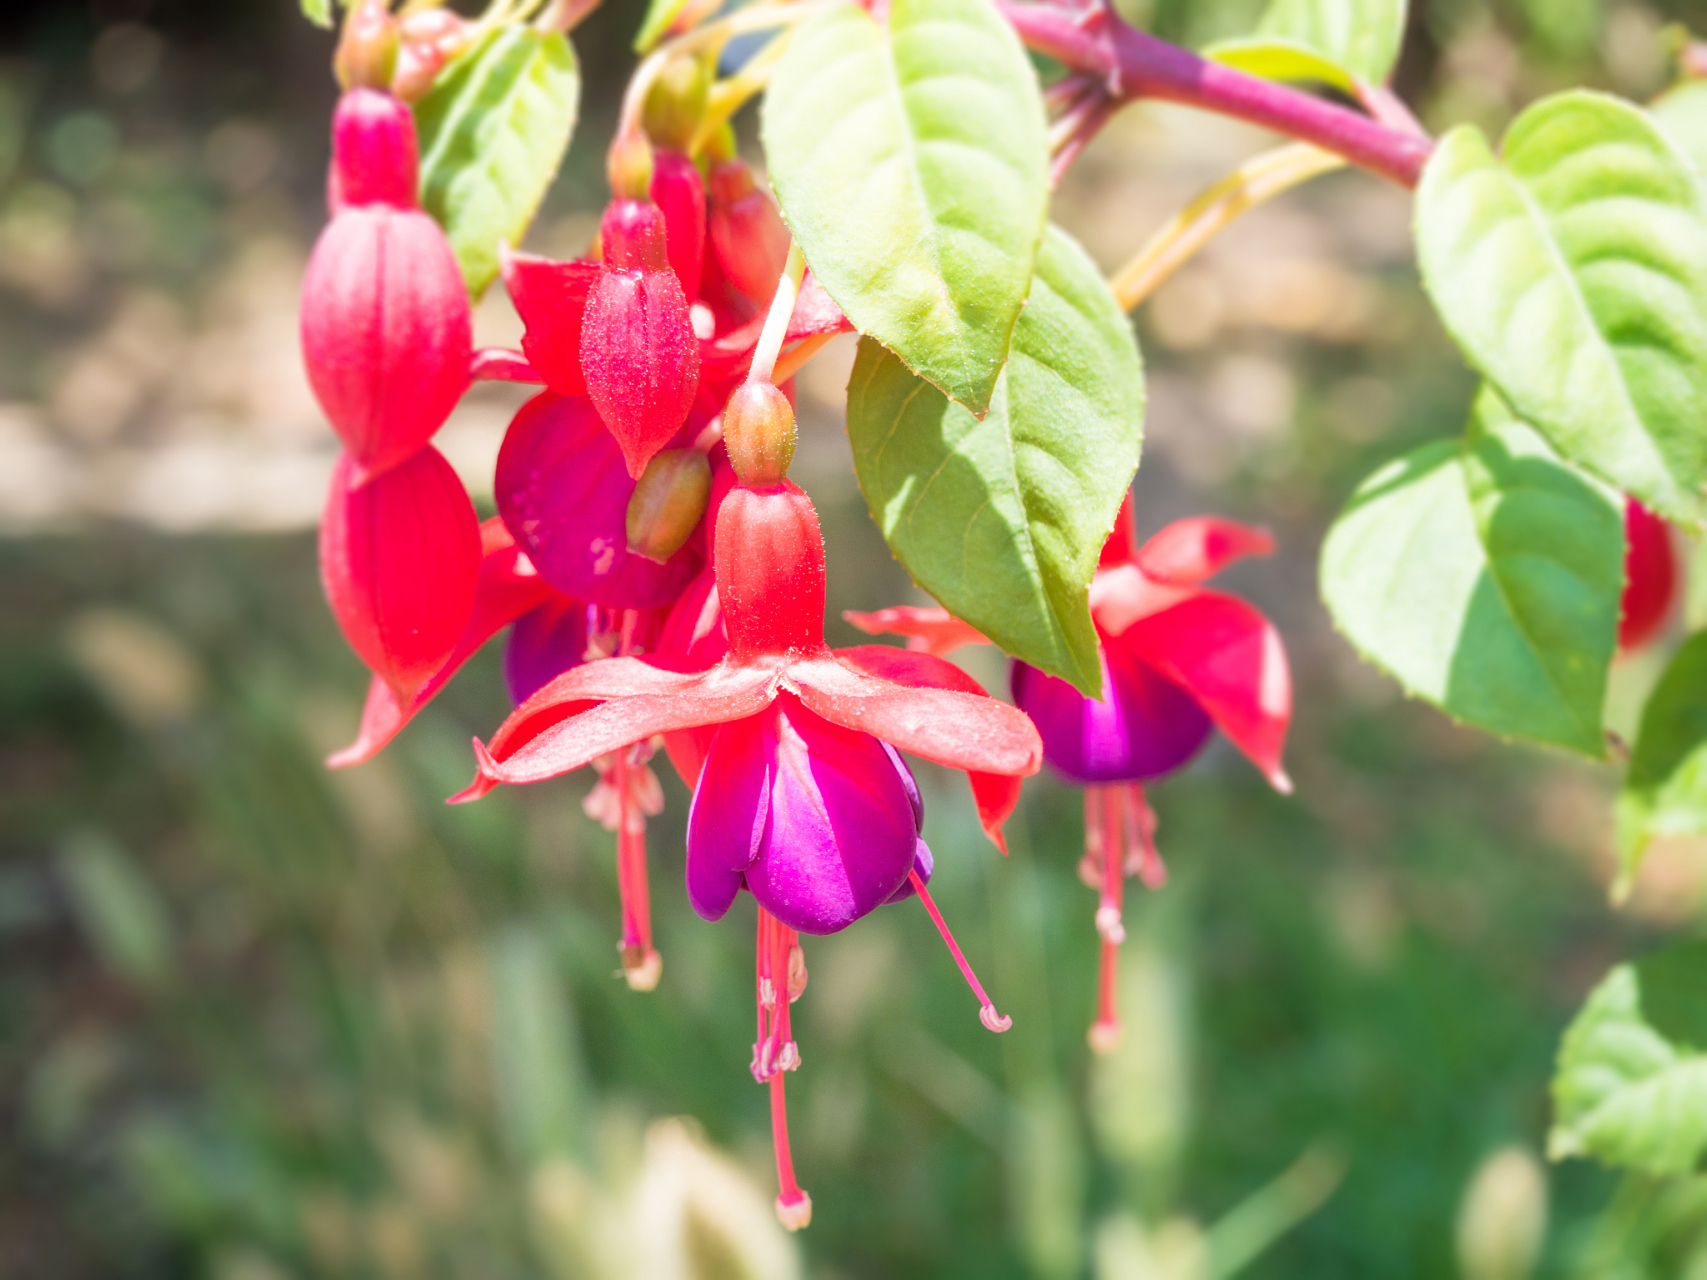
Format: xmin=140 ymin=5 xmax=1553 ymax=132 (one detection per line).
xmin=415 ymin=26 xmax=580 ymax=298
xmin=844 ymin=225 xmax=1144 ymax=697
xmin=1652 ymin=79 xmax=1707 ymax=178
xmin=635 ymin=0 xmax=691 ymax=52
xmin=1614 ymin=632 xmax=1707 ymax=892
xmin=1551 ymin=943 xmax=1707 ymax=1176
xmin=1208 ymin=0 xmax=1407 ymax=93
xmin=763 ymin=0 xmax=1049 ymax=416
xmin=301 ymin=0 xmax=333 ymax=29
xmin=1415 ymin=91 xmax=1707 ymax=529
xmin=1320 ymin=389 xmax=1622 ymax=756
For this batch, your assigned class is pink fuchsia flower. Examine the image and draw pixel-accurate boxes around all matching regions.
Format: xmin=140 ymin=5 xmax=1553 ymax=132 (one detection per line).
xmin=1619 ymin=498 xmax=1677 ymax=653
xmin=452 ymin=479 xmax=1040 ymax=1226
xmin=852 ymin=496 xmax=1292 ymax=1053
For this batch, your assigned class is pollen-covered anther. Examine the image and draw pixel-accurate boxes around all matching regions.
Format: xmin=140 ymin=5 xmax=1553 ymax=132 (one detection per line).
xmin=786 ymin=944 xmax=808 ymax=1001
xmin=774 ymin=1040 xmax=801 ymax=1072
xmin=980 ymin=1005 xmax=1014 ymax=1034
xmin=621 ymin=944 xmax=662 ymax=992
xmin=1095 ymin=904 xmax=1126 ymax=945
xmin=775 ymin=1190 xmax=813 ymax=1232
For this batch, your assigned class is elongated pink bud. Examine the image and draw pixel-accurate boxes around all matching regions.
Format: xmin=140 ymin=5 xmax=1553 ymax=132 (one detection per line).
xmin=709 ymin=159 xmax=790 ymax=305
xmin=319 ymin=446 xmax=482 ymax=700
xmin=651 ymin=149 xmax=706 ymax=298
xmin=503 ymin=248 xmax=599 ymax=397
xmin=301 ymin=204 xmax=472 ymax=473
xmin=581 ymin=200 xmax=701 ymax=479
xmin=331 ymin=88 xmax=418 ymax=210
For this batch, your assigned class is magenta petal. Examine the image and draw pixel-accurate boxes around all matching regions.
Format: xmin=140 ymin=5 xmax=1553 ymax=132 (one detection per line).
xmin=496 ymin=392 xmax=702 ymax=609
xmin=504 ymin=597 xmax=592 ymax=706
xmin=884 ymin=838 xmax=934 ymax=904
xmin=686 ymin=696 xmax=917 ymax=935
xmin=1011 ymin=641 xmax=1213 ymax=785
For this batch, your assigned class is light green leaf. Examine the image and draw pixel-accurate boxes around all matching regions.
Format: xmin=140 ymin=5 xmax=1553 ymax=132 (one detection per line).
xmin=1320 ymin=389 xmax=1623 ymax=756
xmin=1652 ymin=79 xmax=1707 ymax=178
xmin=301 ymin=0 xmax=333 ymax=29
xmin=1415 ymin=91 xmax=1707 ymax=529
xmin=59 ymin=831 xmax=172 ymax=989
xmin=635 ymin=0 xmax=690 ymax=52
xmin=763 ymin=0 xmax=1049 ymax=416
xmin=415 ymin=25 xmax=580 ymax=298
xmin=844 ymin=225 xmax=1144 ymax=696
xmin=1615 ymin=632 xmax=1707 ymax=891
xmin=1551 ymin=942 xmax=1707 ymax=1176
xmin=1207 ymin=0 xmax=1407 ymax=92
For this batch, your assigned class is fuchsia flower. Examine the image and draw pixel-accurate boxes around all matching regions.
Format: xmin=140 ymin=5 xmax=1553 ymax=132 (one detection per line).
xmin=852 ymin=496 xmax=1292 ymax=1051
xmin=1619 ymin=498 xmax=1677 ymax=653
xmin=708 ymin=158 xmax=791 ymax=306
xmin=452 ymin=478 xmax=1041 ymax=1225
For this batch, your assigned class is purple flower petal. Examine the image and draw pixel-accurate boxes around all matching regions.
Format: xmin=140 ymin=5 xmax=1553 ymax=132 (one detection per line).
xmin=503 ymin=597 xmax=592 ymax=706
xmin=685 ymin=695 xmax=917 ymax=935
xmin=1011 ymin=635 xmax=1212 ymax=785
xmin=883 ymin=838 xmax=934 ymax=904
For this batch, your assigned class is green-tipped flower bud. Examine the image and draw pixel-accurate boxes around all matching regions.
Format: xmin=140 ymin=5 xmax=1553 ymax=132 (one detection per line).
xmin=626 ymin=449 xmax=712 ymax=563
xmin=723 ymin=379 xmax=795 ymax=486
xmin=643 ymin=54 xmax=711 ymax=154
xmin=335 ymin=0 xmax=400 ymax=91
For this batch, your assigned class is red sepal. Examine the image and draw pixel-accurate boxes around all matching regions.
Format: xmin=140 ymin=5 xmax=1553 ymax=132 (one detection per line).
xmin=651 ymin=148 xmax=707 ymax=298
xmin=656 ymin=566 xmax=726 ymax=786
xmin=1099 ymin=492 xmax=1138 ymax=569
xmin=700 ymin=272 xmax=851 ymax=384
xmin=1134 ymin=517 xmax=1276 ymax=586
xmin=502 ymin=248 xmax=600 ymax=398
xmin=328 ymin=518 xmax=556 ymax=768
xmin=842 ymin=606 xmax=987 ymax=657
xmin=1619 ymin=498 xmax=1677 ymax=652
xmin=319 ymin=446 xmax=482 ymax=702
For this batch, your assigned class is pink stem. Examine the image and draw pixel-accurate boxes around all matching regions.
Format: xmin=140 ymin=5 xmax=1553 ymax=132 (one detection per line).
xmin=1000 ymin=2 xmax=1432 ymax=188
xmin=909 ymin=870 xmax=1011 ymax=1033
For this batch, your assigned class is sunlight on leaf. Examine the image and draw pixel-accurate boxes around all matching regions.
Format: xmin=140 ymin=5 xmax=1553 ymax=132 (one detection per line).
xmin=1208 ymin=0 xmax=1407 ymax=92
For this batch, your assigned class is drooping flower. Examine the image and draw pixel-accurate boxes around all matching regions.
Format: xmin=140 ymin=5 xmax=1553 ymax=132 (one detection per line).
xmin=452 ymin=478 xmax=1041 ymax=1224
xmin=851 ymin=495 xmax=1291 ymax=1052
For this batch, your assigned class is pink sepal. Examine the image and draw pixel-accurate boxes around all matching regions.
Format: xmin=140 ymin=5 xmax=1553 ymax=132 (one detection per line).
xmin=501 ymin=248 xmax=600 ymax=397
xmin=1133 ymin=516 xmax=1276 ymax=586
xmin=700 ymin=272 xmax=851 ymax=383
xmin=471 ymin=347 xmax=543 ymax=384
xmin=842 ymin=606 xmax=987 ymax=657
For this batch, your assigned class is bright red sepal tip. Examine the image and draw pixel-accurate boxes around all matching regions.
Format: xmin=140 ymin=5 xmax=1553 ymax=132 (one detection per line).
xmin=843 ymin=607 xmax=988 ymax=658
xmin=1619 ymin=498 xmax=1677 ymax=653
xmin=450 ymin=484 xmax=1042 ymax=851
xmin=501 ymin=247 xmax=600 ymax=398
xmin=328 ymin=518 xmax=558 ymax=769
xmin=319 ymin=446 xmax=483 ymax=704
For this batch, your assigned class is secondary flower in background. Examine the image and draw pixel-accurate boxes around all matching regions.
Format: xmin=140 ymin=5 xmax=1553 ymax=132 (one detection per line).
xmin=1618 ymin=498 xmax=1677 ymax=653
xmin=851 ymin=496 xmax=1292 ymax=1052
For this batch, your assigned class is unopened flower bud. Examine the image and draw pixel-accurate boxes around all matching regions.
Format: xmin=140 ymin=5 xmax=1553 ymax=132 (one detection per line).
xmin=626 ymin=448 xmax=712 ymax=563
xmin=650 ymin=149 xmax=706 ymax=296
xmin=723 ymin=379 xmax=795 ymax=485
xmin=335 ymin=0 xmax=400 ymax=92
xmin=709 ymin=159 xmax=791 ymax=304
xmin=607 ymin=129 xmax=656 ymax=202
xmin=642 ymin=54 xmax=710 ymax=153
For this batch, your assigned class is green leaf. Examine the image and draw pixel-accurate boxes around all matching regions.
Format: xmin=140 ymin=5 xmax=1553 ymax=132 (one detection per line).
xmin=1652 ymin=79 xmax=1707 ymax=178
xmin=1615 ymin=632 xmax=1707 ymax=891
xmin=635 ymin=0 xmax=690 ymax=52
xmin=1208 ymin=0 xmax=1407 ymax=92
xmin=489 ymin=926 xmax=589 ymax=1167
xmin=845 ymin=225 xmax=1144 ymax=696
xmin=301 ymin=0 xmax=333 ymax=29
xmin=763 ymin=0 xmax=1049 ymax=416
xmin=1551 ymin=942 xmax=1707 ymax=1176
xmin=415 ymin=25 xmax=580 ymax=298
xmin=1320 ymin=389 xmax=1623 ymax=756
xmin=1415 ymin=91 xmax=1707 ymax=529
xmin=59 ymin=831 xmax=172 ymax=989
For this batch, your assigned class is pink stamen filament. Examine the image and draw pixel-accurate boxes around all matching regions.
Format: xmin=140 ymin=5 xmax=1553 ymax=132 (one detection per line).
xmin=908 ymin=870 xmax=1012 ymax=1033
xmin=769 ymin=1071 xmax=811 ymax=1230
xmin=754 ymin=907 xmax=811 ymax=1229
xmin=612 ymin=610 xmax=658 ymax=990
xmin=1090 ymin=785 xmax=1124 ymax=1053
xmin=1126 ymin=783 xmax=1166 ymax=890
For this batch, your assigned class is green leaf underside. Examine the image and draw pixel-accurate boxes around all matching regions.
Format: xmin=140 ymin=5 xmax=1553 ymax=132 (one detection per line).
xmin=1652 ymin=79 xmax=1707 ymax=178
xmin=1615 ymin=632 xmax=1707 ymax=888
xmin=1320 ymin=389 xmax=1622 ymax=757
xmin=844 ymin=225 xmax=1144 ymax=698
xmin=414 ymin=26 xmax=580 ymax=299
xmin=762 ymin=0 xmax=1049 ymax=416
xmin=1207 ymin=0 xmax=1407 ymax=91
xmin=1551 ymin=942 xmax=1707 ymax=1176
xmin=635 ymin=0 xmax=690 ymax=53
xmin=301 ymin=0 xmax=333 ymax=29
xmin=1415 ymin=91 xmax=1707 ymax=529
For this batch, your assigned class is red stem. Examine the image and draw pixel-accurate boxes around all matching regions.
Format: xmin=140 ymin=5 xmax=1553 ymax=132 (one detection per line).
xmin=1000 ymin=2 xmax=1432 ymax=188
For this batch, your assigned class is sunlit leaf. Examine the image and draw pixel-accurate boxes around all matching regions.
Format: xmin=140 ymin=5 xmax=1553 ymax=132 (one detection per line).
xmin=301 ymin=0 xmax=333 ymax=29
xmin=1614 ymin=631 xmax=1707 ymax=891
xmin=635 ymin=0 xmax=691 ymax=52
xmin=1320 ymin=389 xmax=1622 ymax=756
xmin=845 ymin=225 xmax=1144 ymax=697
xmin=415 ymin=25 xmax=580 ymax=298
xmin=1208 ymin=0 xmax=1407 ymax=92
xmin=763 ymin=0 xmax=1049 ymax=415
xmin=1651 ymin=79 xmax=1707 ymax=177
xmin=1415 ymin=91 xmax=1707 ymax=528
xmin=1551 ymin=942 xmax=1707 ymax=1176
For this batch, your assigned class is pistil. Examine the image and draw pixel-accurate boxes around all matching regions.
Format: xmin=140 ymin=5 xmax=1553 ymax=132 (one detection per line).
xmin=908 ymin=870 xmax=1012 ymax=1033
xmin=753 ymin=906 xmax=810 ymax=1228
xmin=1089 ymin=784 xmax=1125 ymax=1053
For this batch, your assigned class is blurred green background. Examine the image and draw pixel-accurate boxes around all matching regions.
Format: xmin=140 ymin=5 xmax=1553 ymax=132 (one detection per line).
xmin=6 ymin=0 xmax=1707 ymax=1276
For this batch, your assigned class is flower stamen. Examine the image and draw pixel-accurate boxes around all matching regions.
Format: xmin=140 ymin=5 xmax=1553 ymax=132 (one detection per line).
xmin=908 ymin=870 xmax=1011 ymax=1033
xmin=1089 ymin=784 xmax=1124 ymax=1054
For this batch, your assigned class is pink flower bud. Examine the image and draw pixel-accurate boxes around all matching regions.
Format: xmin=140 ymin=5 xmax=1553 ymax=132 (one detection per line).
xmin=650 ymin=149 xmax=706 ymax=298
xmin=319 ymin=446 xmax=482 ymax=700
xmin=502 ymin=248 xmax=600 ymax=398
xmin=581 ymin=199 xmax=701 ymax=479
xmin=330 ymin=87 xmax=418 ymax=210
xmin=709 ymin=159 xmax=790 ymax=305
xmin=301 ymin=204 xmax=472 ymax=473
